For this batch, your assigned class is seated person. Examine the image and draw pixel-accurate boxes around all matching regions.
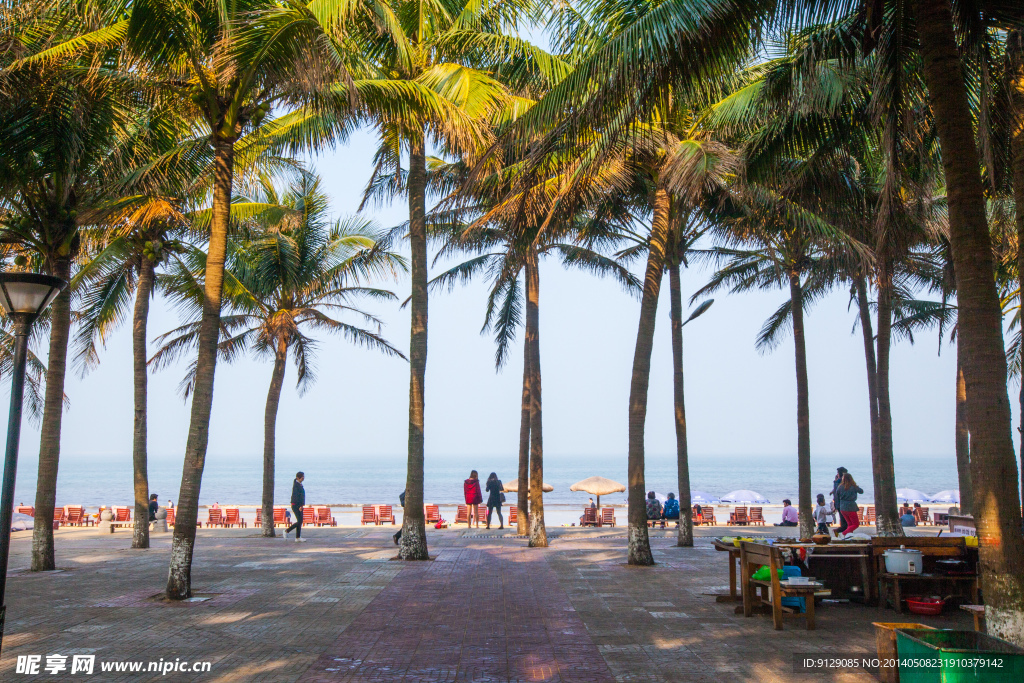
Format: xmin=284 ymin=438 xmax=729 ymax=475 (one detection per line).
xmin=900 ymin=510 xmax=917 ymax=527
xmin=662 ymin=493 xmax=680 ymax=521
xmin=149 ymin=493 xmax=160 ymax=521
xmin=645 ymin=491 xmax=664 ymax=527
xmin=774 ymin=499 xmax=798 ymax=526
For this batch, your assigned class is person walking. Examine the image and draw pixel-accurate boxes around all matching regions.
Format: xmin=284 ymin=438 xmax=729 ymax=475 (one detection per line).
xmin=830 ymin=466 xmax=849 ymax=536
xmin=464 ymin=470 xmax=483 ymax=528
xmin=813 ymin=493 xmax=833 ymax=534
xmin=484 ymin=472 xmax=504 ymax=529
xmin=285 ymin=472 xmax=306 ymax=542
xmin=394 ymin=490 xmax=406 ymax=545
xmin=836 ymin=472 xmax=864 ymax=537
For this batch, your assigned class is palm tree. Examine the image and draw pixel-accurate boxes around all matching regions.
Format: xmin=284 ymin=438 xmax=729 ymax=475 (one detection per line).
xmin=0 ymin=0 xmax=151 ymax=570
xmin=73 ymin=201 xmax=191 ymax=550
xmin=426 ymin=158 xmax=640 ymax=545
xmin=154 ymin=176 xmax=405 ymax=537
xmin=122 ymin=0 xmax=364 ymax=597
xmin=351 ymin=0 xmax=555 ymax=559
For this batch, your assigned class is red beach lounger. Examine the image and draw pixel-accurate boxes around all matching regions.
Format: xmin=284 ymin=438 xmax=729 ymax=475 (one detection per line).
xmin=316 ymin=506 xmax=336 ymax=526
xmin=425 ymin=505 xmax=441 ymax=524
xmin=455 ymin=505 xmax=468 ymax=525
xmin=361 ymin=505 xmax=378 ymax=525
xmin=508 ymin=505 xmax=518 ymax=525
xmin=223 ymin=508 xmax=245 ymax=528
xmin=378 ymin=505 xmax=396 ymax=525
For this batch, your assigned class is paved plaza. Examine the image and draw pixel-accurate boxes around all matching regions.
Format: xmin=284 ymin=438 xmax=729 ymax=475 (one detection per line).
xmin=1 ymin=525 xmax=970 ymax=682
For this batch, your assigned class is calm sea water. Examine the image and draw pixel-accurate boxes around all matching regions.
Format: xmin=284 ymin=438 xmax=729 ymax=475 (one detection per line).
xmin=12 ymin=452 xmax=959 ymax=509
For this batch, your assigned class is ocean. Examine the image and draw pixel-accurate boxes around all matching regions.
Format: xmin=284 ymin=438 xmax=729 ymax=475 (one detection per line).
xmin=12 ymin=451 xmax=960 ymax=509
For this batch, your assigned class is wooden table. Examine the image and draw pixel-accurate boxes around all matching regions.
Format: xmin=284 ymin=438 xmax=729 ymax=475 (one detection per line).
xmin=712 ymin=539 xmax=743 ymax=602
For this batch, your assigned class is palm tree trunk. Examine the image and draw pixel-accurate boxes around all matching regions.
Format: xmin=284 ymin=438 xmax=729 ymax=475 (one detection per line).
xmin=855 ymin=275 xmax=883 ymax=519
xmin=30 ymin=255 xmax=71 ymax=571
xmin=874 ymin=260 xmax=903 ymax=536
xmin=517 ymin=332 xmax=530 ymax=535
xmin=668 ymin=261 xmax=693 ymax=547
xmin=1010 ymin=29 xmax=1024 ymax=514
xmin=788 ymin=270 xmax=814 ymax=539
xmin=525 ymin=245 xmax=547 ymax=547
xmin=261 ymin=336 xmax=288 ymax=538
xmin=955 ymin=352 xmax=972 ymax=515
xmin=131 ymin=256 xmax=156 ymax=550
xmin=913 ymin=0 xmax=1024 ymax=644
xmin=627 ymin=185 xmax=670 ymax=566
xmin=398 ymin=136 xmax=429 ymax=560
xmin=166 ymin=136 xmax=234 ymax=598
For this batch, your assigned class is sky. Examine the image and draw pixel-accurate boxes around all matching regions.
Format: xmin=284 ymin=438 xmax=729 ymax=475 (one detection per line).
xmin=6 ymin=124 xmax=1018 ymax=482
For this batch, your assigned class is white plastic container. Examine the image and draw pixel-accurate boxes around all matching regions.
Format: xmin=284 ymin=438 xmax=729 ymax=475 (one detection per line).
xmin=883 ymin=547 xmax=923 ymax=574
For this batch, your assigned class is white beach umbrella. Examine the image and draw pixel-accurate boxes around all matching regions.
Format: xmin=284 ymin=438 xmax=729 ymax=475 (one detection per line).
xmin=929 ymin=490 xmax=960 ymax=504
xmin=690 ymin=491 xmax=721 ymax=504
xmin=895 ymin=488 xmax=932 ymax=503
xmin=720 ymin=490 xmax=770 ymax=504
xmin=569 ymin=476 xmax=626 ymax=508
xmin=503 ymin=480 xmax=554 ymax=493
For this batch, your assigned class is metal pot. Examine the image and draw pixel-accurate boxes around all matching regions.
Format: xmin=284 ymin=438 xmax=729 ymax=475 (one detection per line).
xmin=935 ymin=559 xmax=969 ymax=574
xmin=883 ymin=547 xmax=923 ymax=574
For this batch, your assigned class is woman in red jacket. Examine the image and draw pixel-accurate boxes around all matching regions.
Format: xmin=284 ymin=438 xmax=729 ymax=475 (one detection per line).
xmin=464 ymin=470 xmax=483 ymax=528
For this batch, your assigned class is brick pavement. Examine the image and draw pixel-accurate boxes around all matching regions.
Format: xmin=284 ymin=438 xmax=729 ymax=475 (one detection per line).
xmin=0 ymin=525 xmax=972 ymax=682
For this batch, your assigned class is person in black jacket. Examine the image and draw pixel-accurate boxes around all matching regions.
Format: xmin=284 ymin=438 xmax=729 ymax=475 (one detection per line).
xmin=485 ymin=472 xmax=504 ymax=529
xmin=830 ymin=467 xmax=848 ymax=536
xmin=394 ymin=490 xmax=406 ymax=545
xmin=285 ymin=472 xmax=306 ymax=542
xmin=148 ymin=494 xmax=160 ymax=521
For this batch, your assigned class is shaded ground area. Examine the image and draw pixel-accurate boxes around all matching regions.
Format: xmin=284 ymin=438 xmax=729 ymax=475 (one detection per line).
xmin=1 ymin=526 xmax=969 ymax=682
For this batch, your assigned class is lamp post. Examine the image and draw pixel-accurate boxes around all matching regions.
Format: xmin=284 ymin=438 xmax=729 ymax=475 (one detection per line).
xmin=0 ymin=272 xmax=66 ymax=653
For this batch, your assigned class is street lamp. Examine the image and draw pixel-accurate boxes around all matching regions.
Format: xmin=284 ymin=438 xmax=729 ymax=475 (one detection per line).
xmin=0 ymin=272 xmax=66 ymax=653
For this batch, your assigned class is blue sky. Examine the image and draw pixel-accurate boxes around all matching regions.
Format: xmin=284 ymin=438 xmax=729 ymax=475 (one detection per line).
xmin=7 ymin=125 xmax=1010 ymax=476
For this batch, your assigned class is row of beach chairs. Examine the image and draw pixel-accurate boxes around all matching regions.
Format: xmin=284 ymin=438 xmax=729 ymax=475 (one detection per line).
xmin=580 ymin=507 xmax=618 ymax=527
xmin=254 ymin=506 xmax=337 ymax=527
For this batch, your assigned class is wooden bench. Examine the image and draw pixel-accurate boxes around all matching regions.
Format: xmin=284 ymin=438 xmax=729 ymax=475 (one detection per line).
xmin=749 ymin=507 xmax=765 ymax=526
xmin=476 ymin=505 xmax=487 ymax=526
xmin=206 ymin=508 xmax=225 ymax=527
xmin=871 ymin=537 xmax=978 ymax=612
xmin=508 ymin=505 xmax=518 ymax=525
xmin=581 ymin=507 xmax=599 ymax=526
xmin=166 ymin=508 xmax=175 ymax=527
xmin=740 ymin=541 xmax=819 ymax=630
xmin=455 ymin=504 xmax=468 ymax=525
xmin=273 ymin=507 xmax=288 ymax=527
xmin=601 ymin=508 xmax=616 ymax=527
xmin=16 ymin=506 xmax=34 ymax=516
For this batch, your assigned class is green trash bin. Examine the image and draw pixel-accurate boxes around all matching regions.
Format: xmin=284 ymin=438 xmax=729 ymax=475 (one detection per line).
xmin=895 ymin=629 xmax=1024 ymax=683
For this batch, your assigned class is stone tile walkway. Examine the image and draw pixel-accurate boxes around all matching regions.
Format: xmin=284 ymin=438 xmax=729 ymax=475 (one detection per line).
xmin=0 ymin=525 xmax=971 ymax=682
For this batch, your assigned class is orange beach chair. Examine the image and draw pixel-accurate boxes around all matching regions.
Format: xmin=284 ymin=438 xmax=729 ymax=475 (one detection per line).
xmin=361 ymin=505 xmax=378 ymax=525
xmin=378 ymin=505 xmax=396 ymax=525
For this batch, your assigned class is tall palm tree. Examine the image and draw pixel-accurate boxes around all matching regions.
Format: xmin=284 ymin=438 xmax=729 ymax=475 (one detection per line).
xmin=697 ymin=167 xmax=859 ymax=540
xmin=0 ymin=0 xmax=150 ymax=570
xmin=73 ymin=201 xmax=190 ymax=550
xmin=122 ymin=0 xmax=363 ymax=597
xmin=153 ymin=176 xmax=405 ymax=538
xmin=427 ymin=158 xmax=640 ymax=545
xmin=352 ymin=0 xmax=554 ymax=559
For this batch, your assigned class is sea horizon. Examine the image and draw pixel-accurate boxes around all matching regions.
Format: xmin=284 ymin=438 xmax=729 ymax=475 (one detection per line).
xmin=13 ymin=451 xmax=960 ymax=509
